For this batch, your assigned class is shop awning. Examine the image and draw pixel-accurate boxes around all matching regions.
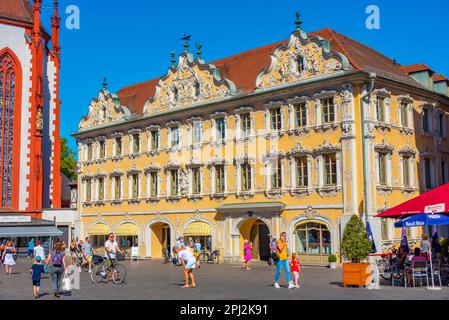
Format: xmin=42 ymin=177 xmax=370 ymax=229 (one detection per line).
xmin=183 ymin=222 xmax=211 ymax=236
xmin=115 ymin=223 xmax=138 ymax=236
xmin=88 ymin=223 xmax=110 ymax=236
xmin=0 ymin=226 xmax=63 ymax=237
xmin=376 ymin=183 xmax=449 ymax=219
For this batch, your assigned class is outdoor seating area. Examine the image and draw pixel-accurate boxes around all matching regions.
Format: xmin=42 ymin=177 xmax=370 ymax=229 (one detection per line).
xmin=373 ymin=183 xmax=449 ymax=290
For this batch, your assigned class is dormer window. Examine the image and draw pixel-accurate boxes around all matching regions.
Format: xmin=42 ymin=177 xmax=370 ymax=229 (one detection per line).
xmin=298 ymin=56 xmax=305 ymax=74
xmin=195 ymin=81 xmax=200 ymax=98
xmin=174 ymin=87 xmax=179 ymax=102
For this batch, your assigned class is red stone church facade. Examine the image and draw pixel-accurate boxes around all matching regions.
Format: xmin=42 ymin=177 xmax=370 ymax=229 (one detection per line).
xmin=0 ymin=0 xmax=62 ymax=218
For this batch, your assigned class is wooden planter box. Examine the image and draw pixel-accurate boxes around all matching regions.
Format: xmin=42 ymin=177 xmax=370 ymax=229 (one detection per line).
xmin=342 ymin=263 xmax=371 ymax=288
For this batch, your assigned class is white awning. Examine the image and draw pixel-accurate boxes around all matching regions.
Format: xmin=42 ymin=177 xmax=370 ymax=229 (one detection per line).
xmin=0 ymin=226 xmax=63 ymax=237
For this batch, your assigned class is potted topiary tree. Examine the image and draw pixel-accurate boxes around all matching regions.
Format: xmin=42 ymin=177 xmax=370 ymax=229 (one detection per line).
xmin=340 ymin=215 xmax=373 ymax=287
xmin=328 ymin=254 xmax=337 ymax=269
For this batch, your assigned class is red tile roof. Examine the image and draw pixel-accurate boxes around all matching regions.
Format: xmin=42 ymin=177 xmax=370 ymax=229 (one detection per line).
xmin=433 ymin=74 xmax=449 ymax=83
xmin=116 ymin=28 xmax=429 ymax=115
xmin=400 ymin=63 xmax=435 ymax=75
xmin=0 ymin=0 xmax=33 ymax=24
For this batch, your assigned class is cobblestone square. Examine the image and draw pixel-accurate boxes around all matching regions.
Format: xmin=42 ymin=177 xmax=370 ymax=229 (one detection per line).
xmin=1 ymin=258 xmax=448 ymax=300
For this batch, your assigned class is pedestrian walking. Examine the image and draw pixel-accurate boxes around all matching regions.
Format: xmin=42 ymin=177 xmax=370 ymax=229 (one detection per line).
xmin=290 ymin=253 xmax=301 ymax=288
xmin=2 ymin=241 xmax=16 ymax=275
xmin=30 ymin=256 xmax=45 ymax=298
xmin=243 ymin=240 xmax=252 ymax=270
xmin=82 ymin=237 xmax=93 ymax=273
xmin=28 ymin=239 xmax=35 ymax=259
xmin=269 ymin=237 xmax=277 ymax=266
xmin=33 ymin=240 xmax=46 ymax=262
xmin=69 ymin=239 xmax=78 ymax=266
xmin=177 ymin=245 xmax=197 ymax=288
xmin=45 ymin=241 xmax=67 ymax=298
xmin=0 ymin=240 xmax=5 ymax=266
xmin=274 ymin=232 xmax=295 ymax=289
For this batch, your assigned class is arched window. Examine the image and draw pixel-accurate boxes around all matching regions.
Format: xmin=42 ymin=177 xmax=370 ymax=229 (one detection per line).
xmin=0 ymin=52 xmax=16 ymax=207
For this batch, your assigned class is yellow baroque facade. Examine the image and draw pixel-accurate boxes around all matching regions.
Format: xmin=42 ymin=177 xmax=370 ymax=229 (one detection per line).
xmin=73 ymin=23 xmax=449 ymax=265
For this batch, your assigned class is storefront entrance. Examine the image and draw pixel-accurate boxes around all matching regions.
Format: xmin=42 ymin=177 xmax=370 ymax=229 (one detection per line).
xmin=149 ymin=222 xmax=171 ymax=258
xmin=295 ymin=220 xmax=331 ymax=265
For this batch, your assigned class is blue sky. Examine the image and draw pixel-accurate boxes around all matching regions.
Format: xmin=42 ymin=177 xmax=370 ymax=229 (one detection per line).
xmin=39 ymin=0 xmax=449 ymax=152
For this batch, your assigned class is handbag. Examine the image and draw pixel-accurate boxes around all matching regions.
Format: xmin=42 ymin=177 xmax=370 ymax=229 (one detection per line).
xmin=61 ymin=274 xmax=71 ymax=291
xmin=44 ymin=265 xmax=49 ymax=274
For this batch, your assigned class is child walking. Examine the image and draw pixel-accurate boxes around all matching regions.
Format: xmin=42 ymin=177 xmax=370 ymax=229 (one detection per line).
xmin=30 ymin=256 xmax=45 ymax=298
xmin=290 ymin=253 xmax=300 ymax=288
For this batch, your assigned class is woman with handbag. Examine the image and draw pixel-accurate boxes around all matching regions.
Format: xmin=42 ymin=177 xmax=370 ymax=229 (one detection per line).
xmin=2 ymin=241 xmax=16 ymax=275
xmin=45 ymin=241 xmax=67 ymax=298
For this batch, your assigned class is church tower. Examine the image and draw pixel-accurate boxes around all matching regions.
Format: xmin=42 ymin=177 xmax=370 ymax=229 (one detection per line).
xmin=0 ymin=0 xmax=62 ymax=217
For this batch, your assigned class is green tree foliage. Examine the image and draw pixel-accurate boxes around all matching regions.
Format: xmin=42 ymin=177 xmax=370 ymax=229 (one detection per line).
xmin=340 ymin=215 xmax=372 ymax=263
xmin=61 ymin=137 xmax=77 ymax=181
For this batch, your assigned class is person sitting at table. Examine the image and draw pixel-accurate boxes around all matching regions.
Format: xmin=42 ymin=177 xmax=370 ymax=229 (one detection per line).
xmin=406 ymin=247 xmax=426 ymax=286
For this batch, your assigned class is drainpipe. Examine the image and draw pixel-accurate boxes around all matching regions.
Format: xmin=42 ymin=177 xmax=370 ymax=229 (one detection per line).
xmin=360 ymin=73 xmax=377 ymax=224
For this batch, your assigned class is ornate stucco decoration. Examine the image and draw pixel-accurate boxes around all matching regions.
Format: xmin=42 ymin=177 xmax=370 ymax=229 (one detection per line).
xmin=206 ymin=156 xmax=228 ymax=167
xmin=287 ymin=142 xmax=312 ymax=158
xmin=398 ymin=144 xmax=417 ymax=158
xmin=313 ymin=138 xmax=341 ymax=155
xmin=186 ymin=158 xmax=204 ymax=168
xmin=143 ymin=52 xmax=237 ymax=113
xmin=374 ymin=139 xmax=394 ymax=155
xmin=79 ymin=88 xmax=130 ymax=130
xmin=234 ymin=155 xmax=256 ymax=165
xmin=290 ymin=207 xmax=332 ymax=228
xmin=262 ymin=150 xmax=286 ymax=163
xmin=164 ymin=160 xmax=181 ymax=173
xmin=144 ymin=164 xmax=161 ymax=174
xmin=256 ymin=29 xmax=350 ymax=89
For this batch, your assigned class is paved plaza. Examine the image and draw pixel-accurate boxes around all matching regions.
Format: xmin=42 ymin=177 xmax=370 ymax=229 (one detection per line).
xmin=1 ymin=258 xmax=449 ymax=300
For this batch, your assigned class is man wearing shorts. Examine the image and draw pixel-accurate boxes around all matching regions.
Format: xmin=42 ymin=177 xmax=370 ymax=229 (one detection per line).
xmin=177 ymin=244 xmax=197 ymax=288
xmin=82 ymin=237 xmax=94 ymax=273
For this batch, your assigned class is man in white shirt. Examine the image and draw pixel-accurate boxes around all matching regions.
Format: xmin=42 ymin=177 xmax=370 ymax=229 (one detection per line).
xmin=177 ymin=245 xmax=197 ymax=288
xmin=33 ymin=240 xmax=45 ymax=261
xmin=104 ymin=233 xmax=122 ymax=268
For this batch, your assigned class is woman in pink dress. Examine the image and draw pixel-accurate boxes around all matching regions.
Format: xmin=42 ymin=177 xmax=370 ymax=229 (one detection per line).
xmin=243 ymin=240 xmax=252 ymax=270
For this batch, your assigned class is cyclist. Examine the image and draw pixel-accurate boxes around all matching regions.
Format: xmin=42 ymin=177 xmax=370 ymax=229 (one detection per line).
xmin=104 ymin=233 xmax=123 ymax=270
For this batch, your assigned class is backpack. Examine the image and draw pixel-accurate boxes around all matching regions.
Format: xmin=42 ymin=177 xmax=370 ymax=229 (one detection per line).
xmin=51 ymin=251 xmax=64 ymax=266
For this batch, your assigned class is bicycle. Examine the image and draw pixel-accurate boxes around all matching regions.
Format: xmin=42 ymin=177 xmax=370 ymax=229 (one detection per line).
xmin=91 ymin=254 xmax=126 ymax=284
xmin=376 ymin=245 xmax=402 ymax=282
xmin=199 ymin=249 xmax=220 ymax=264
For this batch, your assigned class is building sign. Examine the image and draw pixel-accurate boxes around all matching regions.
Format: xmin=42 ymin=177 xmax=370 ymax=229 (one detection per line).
xmin=424 ymin=203 xmax=446 ymax=214
xmin=0 ymin=216 xmax=32 ymax=223
xmin=132 ymin=246 xmax=139 ymax=258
